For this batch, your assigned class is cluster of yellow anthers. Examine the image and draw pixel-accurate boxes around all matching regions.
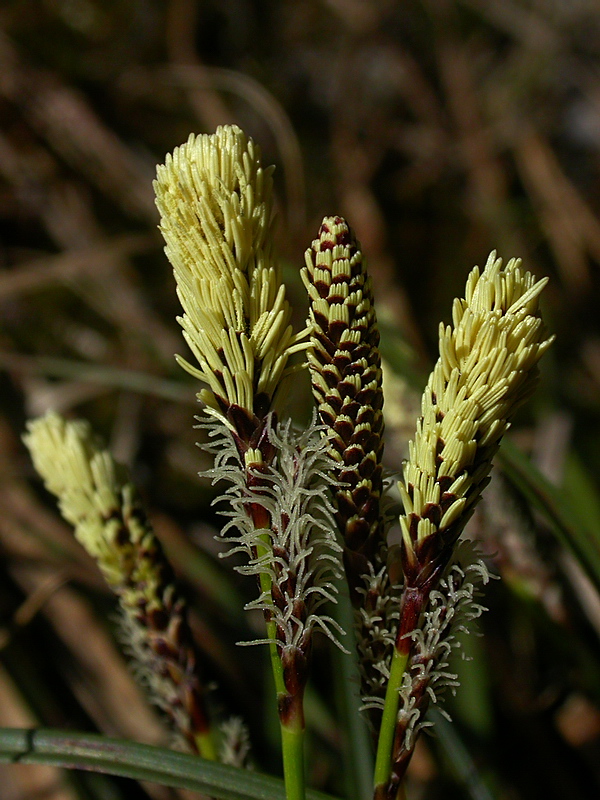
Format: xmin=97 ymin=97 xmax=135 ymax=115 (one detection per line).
xmin=23 ymin=412 xmax=129 ymax=585
xmin=398 ymin=252 xmax=554 ymax=585
xmin=154 ymin=126 xmax=307 ymax=433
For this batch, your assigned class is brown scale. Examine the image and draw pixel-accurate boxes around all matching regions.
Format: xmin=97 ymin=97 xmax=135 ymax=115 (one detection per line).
xmin=303 ymin=215 xmax=385 ymax=603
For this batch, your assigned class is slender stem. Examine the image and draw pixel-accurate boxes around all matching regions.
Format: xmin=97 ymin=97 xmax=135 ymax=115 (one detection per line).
xmin=332 ymin=577 xmax=373 ymax=800
xmin=265 ymin=619 xmax=288 ymax=696
xmin=373 ymin=648 xmax=409 ymax=791
xmin=256 ymin=533 xmax=305 ymax=800
xmin=281 ymin=718 xmax=306 ymax=800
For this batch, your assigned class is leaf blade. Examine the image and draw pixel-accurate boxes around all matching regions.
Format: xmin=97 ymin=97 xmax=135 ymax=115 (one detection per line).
xmin=0 ymin=728 xmax=341 ymax=800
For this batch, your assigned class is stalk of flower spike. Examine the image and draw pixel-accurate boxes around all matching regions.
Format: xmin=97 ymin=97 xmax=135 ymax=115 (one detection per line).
xmin=373 ymin=252 xmax=553 ymax=799
xmin=23 ymin=412 xmax=216 ymax=759
xmin=203 ymin=415 xmax=345 ymax=796
xmin=155 ymin=126 xmax=312 ymax=799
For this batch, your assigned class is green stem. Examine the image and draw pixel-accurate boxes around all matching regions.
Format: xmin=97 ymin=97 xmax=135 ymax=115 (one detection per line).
xmin=281 ymin=722 xmax=306 ymax=800
xmin=260 ymin=567 xmax=287 ymax=695
xmin=373 ymin=584 xmax=426 ymax=798
xmin=257 ymin=537 xmax=306 ymax=800
xmin=332 ymin=579 xmax=373 ymax=800
xmin=373 ymin=648 xmax=409 ymax=791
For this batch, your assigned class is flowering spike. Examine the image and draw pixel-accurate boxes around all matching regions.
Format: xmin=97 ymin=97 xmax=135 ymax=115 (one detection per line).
xmin=23 ymin=412 xmax=216 ymax=759
xmin=398 ymin=251 xmax=553 ymax=591
xmin=156 ymin=128 xmax=318 ymax=800
xmin=374 ymin=254 xmax=552 ymax=798
xmin=154 ymin=125 xmax=305 ymax=431
xmin=302 ymin=216 xmax=385 ymax=596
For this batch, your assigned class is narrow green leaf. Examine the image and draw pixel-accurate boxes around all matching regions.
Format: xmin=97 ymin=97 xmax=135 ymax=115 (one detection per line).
xmin=499 ymin=438 xmax=600 ymax=591
xmin=447 ymin=629 xmax=493 ymax=739
xmin=562 ymin=450 xmax=600 ymax=545
xmin=332 ymin=581 xmax=373 ymax=800
xmin=0 ymin=728 xmax=340 ymax=800
xmin=378 ymin=319 xmax=424 ymax=392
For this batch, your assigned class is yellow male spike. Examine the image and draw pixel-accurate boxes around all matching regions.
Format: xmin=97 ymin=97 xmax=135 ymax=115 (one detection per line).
xmin=398 ymin=251 xmax=553 ymax=589
xmin=154 ymin=125 xmax=306 ymax=434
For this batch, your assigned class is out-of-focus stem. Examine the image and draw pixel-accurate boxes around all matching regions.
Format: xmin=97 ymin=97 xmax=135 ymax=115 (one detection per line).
xmin=194 ymin=732 xmax=217 ymax=761
xmin=332 ymin=573 xmax=374 ymax=800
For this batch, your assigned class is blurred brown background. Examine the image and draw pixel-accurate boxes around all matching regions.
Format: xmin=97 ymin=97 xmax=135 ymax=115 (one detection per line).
xmin=1 ymin=2 xmax=600 ymax=799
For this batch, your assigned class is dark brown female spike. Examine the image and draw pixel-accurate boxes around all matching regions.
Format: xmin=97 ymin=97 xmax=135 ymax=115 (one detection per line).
xmin=302 ymin=215 xmax=386 ymax=601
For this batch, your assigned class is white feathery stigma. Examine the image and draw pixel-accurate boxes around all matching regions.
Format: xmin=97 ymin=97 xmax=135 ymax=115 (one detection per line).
xmin=200 ymin=413 xmax=346 ymax=652
xmin=219 ymin=717 xmax=252 ymax=769
xmin=363 ymin=545 xmax=491 ymax=744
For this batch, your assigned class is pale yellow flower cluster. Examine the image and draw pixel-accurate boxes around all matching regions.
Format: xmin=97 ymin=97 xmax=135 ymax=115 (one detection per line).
xmin=399 ymin=252 xmax=553 ymax=573
xmin=23 ymin=412 xmax=126 ymax=585
xmin=154 ymin=125 xmax=305 ymax=424
xmin=23 ymin=412 xmax=171 ymax=610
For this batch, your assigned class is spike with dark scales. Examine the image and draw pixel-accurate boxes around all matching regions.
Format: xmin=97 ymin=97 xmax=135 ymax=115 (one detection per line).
xmin=302 ymin=215 xmax=386 ymax=600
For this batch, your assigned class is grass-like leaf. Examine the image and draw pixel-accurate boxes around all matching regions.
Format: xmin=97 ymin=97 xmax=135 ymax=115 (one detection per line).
xmin=0 ymin=728 xmax=340 ymax=800
xmin=429 ymin=709 xmax=499 ymax=800
xmin=332 ymin=580 xmax=374 ymax=800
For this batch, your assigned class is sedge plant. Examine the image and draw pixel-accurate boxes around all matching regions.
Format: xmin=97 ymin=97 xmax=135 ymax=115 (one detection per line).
xmin=21 ymin=125 xmax=553 ymax=800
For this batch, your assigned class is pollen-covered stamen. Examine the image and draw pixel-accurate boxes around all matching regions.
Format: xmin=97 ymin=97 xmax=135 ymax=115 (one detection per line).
xmin=154 ymin=126 xmax=307 ymax=426
xmin=398 ymin=251 xmax=554 ymax=591
xmin=302 ymin=216 xmax=385 ymax=598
